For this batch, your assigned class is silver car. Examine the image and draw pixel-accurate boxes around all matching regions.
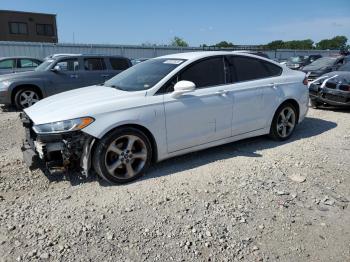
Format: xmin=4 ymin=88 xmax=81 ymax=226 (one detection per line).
xmin=0 ymin=54 xmax=131 ymax=109
xmin=0 ymin=57 xmax=42 ymax=75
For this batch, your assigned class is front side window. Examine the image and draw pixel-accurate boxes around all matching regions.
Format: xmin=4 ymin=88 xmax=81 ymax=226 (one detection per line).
xmin=19 ymin=59 xmax=41 ymax=68
xmin=228 ymin=56 xmax=279 ymax=82
xmin=179 ymin=57 xmax=225 ymax=88
xmin=84 ymin=58 xmax=106 ymax=71
xmin=9 ymin=22 xmax=28 ymax=34
xmin=56 ymin=59 xmax=79 ymax=71
xmin=36 ymin=24 xmax=54 ymax=36
xmin=104 ymin=58 xmax=185 ymax=91
xmin=0 ymin=59 xmax=14 ymax=69
xmin=110 ymin=58 xmax=130 ymax=70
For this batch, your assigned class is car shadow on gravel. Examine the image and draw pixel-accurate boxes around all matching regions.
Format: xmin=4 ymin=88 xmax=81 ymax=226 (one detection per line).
xmin=0 ymin=105 xmax=19 ymax=112
xmin=36 ymin=116 xmax=337 ymax=186
xmin=141 ymin=116 xmax=337 ymax=182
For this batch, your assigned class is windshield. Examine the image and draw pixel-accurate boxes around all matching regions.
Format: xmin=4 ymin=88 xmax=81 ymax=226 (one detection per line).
xmin=35 ymin=59 xmax=55 ymax=71
xmin=288 ymin=56 xmax=304 ymax=63
xmin=104 ymin=58 xmax=185 ymax=91
xmin=308 ymin=57 xmax=336 ymax=67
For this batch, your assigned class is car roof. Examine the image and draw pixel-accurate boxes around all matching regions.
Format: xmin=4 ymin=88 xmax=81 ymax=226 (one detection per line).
xmin=157 ymin=51 xmax=279 ymax=65
xmin=0 ymin=56 xmax=42 ymax=60
xmin=45 ymin=54 xmax=129 ymax=59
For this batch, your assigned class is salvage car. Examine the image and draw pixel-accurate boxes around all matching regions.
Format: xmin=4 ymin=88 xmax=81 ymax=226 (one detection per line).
xmin=302 ymin=56 xmax=345 ymax=81
xmin=21 ymin=51 xmax=309 ymax=184
xmin=0 ymin=57 xmax=42 ymax=75
xmin=309 ymin=62 xmax=350 ymax=108
xmin=286 ymin=55 xmax=321 ymax=70
xmin=0 ymin=54 xmax=131 ymax=109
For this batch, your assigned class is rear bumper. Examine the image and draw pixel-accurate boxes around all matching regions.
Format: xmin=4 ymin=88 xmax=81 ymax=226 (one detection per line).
xmin=309 ymin=84 xmax=350 ymax=106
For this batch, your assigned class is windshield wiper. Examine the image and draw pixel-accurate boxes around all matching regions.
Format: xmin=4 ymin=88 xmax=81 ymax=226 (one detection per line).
xmin=103 ymin=83 xmax=123 ymax=91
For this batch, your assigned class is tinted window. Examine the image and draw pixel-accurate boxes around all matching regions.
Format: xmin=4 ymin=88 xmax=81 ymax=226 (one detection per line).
xmin=0 ymin=59 xmax=14 ymax=69
xmin=84 ymin=58 xmax=106 ymax=71
xmin=56 ymin=59 xmax=79 ymax=71
xmin=179 ymin=57 xmax=225 ymax=88
xmin=110 ymin=58 xmax=130 ymax=70
xmin=262 ymin=61 xmax=282 ymax=76
xmin=19 ymin=59 xmax=41 ymax=68
xmin=228 ymin=56 xmax=279 ymax=81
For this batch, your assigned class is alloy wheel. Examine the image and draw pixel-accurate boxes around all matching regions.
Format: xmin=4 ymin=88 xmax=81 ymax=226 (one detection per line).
xmin=276 ymin=106 xmax=296 ymax=138
xmin=104 ymin=135 xmax=148 ymax=180
xmin=19 ymin=90 xmax=40 ymax=108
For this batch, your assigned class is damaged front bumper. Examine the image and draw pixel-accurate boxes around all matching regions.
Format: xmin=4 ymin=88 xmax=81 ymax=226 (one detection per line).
xmin=309 ymin=83 xmax=350 ymax=107
xmin=20 ymin=112 xmax=95 ymax=176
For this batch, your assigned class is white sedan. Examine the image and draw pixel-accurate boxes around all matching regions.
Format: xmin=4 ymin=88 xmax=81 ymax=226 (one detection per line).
xmin=22 ymin=51 xmax=309 ymax=183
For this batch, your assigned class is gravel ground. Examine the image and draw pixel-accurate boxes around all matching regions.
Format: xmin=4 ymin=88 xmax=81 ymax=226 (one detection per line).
xmin=0 ymin=105 xmax=349 ymax=262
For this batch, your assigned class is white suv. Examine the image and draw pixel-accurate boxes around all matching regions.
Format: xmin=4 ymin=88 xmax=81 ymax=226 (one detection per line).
xmin=22 ymin=51 xmax=309 ymax=184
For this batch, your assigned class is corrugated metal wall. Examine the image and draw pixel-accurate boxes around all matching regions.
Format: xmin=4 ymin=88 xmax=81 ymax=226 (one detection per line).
xmin=0 ymin=41 xmax=340 ymax=60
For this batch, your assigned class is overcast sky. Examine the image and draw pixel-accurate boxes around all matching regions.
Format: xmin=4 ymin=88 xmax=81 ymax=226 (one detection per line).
xmin=1 ymin=0 xmax=349 ymax=46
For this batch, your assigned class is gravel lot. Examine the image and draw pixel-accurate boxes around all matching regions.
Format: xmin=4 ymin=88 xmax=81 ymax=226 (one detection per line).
xmin=0 ymin=105 xmax=349 ymax=262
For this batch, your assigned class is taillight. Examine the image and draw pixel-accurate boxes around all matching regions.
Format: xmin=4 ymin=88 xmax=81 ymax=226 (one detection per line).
xmin=340 ymin=84 xmax=350 ymax=92
xmin=303 ymin=77 xmax=308 ymax=85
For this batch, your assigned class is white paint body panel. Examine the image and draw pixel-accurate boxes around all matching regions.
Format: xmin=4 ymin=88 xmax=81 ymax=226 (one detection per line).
xmin=25 ymin=51 xmax=308 ymax=163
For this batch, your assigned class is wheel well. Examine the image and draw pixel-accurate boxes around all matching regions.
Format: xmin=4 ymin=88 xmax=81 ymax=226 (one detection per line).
xmin=104 ymin=124 xmax=158 ymax=163
xmin=278 ymin=99 xmax=300 ymax=123
xmin=11 ymin=84 xmax=43 ymax=104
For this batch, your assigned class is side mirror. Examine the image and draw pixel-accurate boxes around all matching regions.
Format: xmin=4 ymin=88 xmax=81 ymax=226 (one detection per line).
xmin=171 ymin=80 xmax=195 ymax=98
xmin=51 ymin=65 xmax=62 ymax=72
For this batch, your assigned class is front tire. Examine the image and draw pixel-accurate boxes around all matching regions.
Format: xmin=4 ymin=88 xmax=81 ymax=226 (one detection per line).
xmin=269 ymin=103 xmax=297 ymax=141
xmin=14 ymin=87 xmax=41 ymax=109
xmin=92 ymin=127 xmax=152 ymax=184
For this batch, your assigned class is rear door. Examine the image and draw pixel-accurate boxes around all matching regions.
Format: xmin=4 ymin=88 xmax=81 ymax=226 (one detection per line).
xmin=226 ymin=55 xmax=280 ymax=136
xmin=82 ymin=57 xmax=109 ymax=85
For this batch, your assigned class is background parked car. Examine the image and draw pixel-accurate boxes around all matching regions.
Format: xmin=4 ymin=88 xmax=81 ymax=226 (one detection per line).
xmin=286 ymin=55 xmax=322 ymax=70
xmin=0 ymin=54 xmax=131 ymax=109
xmin=309 ymin=62 xmax=350 ymax=108
xmin=0 ymin=57 xmax=42 ymax=75
xmin=302 ymin=56 xmax=345 ymax=81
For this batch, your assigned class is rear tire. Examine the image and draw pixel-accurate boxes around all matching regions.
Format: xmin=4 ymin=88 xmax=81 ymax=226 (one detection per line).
xmin=269 ymin=103 xmax=297 ymax=141
xmin=92 ymin=127 xmax=152 ymax=184
xmin=14 ymin=87 xmax=41 ymax=109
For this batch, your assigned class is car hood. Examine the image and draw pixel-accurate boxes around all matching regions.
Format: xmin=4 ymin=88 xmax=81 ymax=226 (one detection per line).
xmin=0 ymin=70 xmax=46 ymax=81
xmin=302 ymin=64 xmax=330 ymax=72
xmin=24 ymin=85 xmax=147 ymax=125
xmin=320 ymin=71 xmax=350 ymax=82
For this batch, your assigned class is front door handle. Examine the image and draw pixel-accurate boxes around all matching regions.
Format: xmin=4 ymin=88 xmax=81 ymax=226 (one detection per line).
xmin=101 ymin=74 xmax=110 ymax=78
xmin=70 ymin=74 xmax=78 ymax=79
xmin=268 ymin=83 xmax=278 ymax=89
xmin=215 ymin=90 xmax=228 ymax=96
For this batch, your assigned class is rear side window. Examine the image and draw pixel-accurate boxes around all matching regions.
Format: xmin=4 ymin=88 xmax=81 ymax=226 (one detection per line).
xmin=110 ymin=58 xmax=130 ymax=70
xmin=0 ymin=59 xmax=14 ymax=69
xmin=84 ymin=58 xmax=106 ymax=71
xmin=179 ymin=57 xmax=225 ymax=88
xmin=228 ymin=56 xmax=281 ymax=82
xmin=19 ymin=59 xmax=41 ymax=68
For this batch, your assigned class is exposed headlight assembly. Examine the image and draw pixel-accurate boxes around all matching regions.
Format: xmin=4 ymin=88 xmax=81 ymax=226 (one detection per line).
xmin=0 ymin=81 xmax=11 ymax=91
xmin=33 ymin=117 xmax=94 ymax=134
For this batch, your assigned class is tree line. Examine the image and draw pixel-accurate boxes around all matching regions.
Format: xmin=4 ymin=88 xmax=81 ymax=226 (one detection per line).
xmin=168 ymin=35 xmax=348 ymax=50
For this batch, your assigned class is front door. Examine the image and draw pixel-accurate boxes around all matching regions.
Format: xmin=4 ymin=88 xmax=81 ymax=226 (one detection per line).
xmin=49 ymin=58 xmax=85 ymax=95
xmin=163 ymin=56 xmax=233 ymax=153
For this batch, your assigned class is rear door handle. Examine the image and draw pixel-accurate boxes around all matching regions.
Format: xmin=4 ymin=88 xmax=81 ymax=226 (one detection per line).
xmin=101 ymin=74 xmax=110 ymax=78
xmin=268 ymin=83 xmax=278 ymax=89
xmin=70 ymin=74 xmax=78 ymax=78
